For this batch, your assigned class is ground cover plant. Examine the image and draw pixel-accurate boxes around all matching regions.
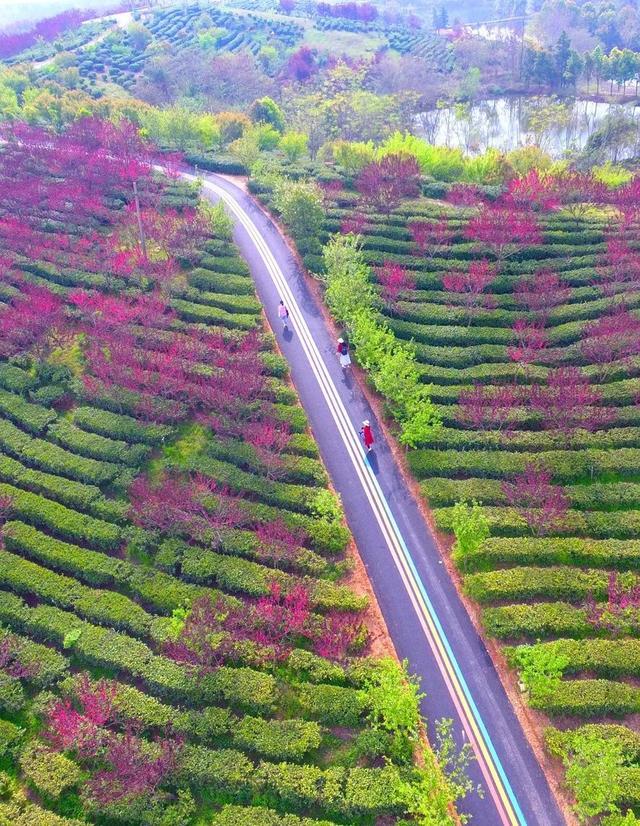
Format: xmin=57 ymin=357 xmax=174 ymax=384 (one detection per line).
xmin=0 ymin=119 xmax=463 ymax=825
xmin=258 ymin=151 xmax=640 ymax=821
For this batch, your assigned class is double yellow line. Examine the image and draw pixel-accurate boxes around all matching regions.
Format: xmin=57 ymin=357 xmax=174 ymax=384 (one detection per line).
xmin=192 ymin=173 xmax=527 ymax=826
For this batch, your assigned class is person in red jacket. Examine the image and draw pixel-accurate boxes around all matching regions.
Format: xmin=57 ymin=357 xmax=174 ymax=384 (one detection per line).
xmin=360 ymin=420 xmax=374 ymax=452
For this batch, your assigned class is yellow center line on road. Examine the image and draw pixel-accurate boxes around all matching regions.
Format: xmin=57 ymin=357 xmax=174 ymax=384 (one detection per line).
xmin=192 ymin=173 xmax=527 ymax=826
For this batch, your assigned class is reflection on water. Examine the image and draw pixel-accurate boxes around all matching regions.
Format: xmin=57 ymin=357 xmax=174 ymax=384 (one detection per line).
xmin=416 ymin=96 xmax=640 ymax=158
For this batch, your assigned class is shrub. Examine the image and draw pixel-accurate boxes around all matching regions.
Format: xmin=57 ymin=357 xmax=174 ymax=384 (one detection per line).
xmin=297 ymin=682 xmax=368 ymax=726
xmin=0 ymin=719 xmax=23 ymax=758
xmin=20 ymin=743 xmax=81 ymax=799
xmin=210 ymin=806 xmax=338 ymax=826
xmin=233 ymin=716 xmax=322 ymax=761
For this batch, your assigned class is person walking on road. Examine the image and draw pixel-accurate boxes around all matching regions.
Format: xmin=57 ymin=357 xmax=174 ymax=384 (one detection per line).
xmin=278 ymin=300 xmax=289 ymax=330
xmin=360 ymin=420 xmax=374 ymax=452
xmin=337 ymin=337 xmax=351 ymax=370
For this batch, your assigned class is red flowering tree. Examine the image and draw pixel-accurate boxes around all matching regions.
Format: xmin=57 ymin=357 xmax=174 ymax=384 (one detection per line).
xmin=465 ymin=206 xmax=541 ymax=267
xmin=457 ymin=383 xmax=522 ymax=433
xmin=530 ymin=367 xmax=614 ymax=439
xmin=408 ymin=215 xmax=454 ymax=260
xmin=356 ymin=154 xmax=421 ymax=213
xmin=513 ymin=269 xmax=570 ymax=321
xmin=580 ymin=307 xmax=640 ymax=380
xmin=594 ymin=232 xmax=640 ymax=297
xmin=340 ymin=212 xmax=369 ymax=235
xmin=129 ymin=472 xmax=243 ymax=546
xmin=507 ymin=319 xmax=548 ymax=374
xmin=255 ymin=519 xmax=307 ymax=567
xmin=442 ymin=259 xmax=497 ymax=325
xmin=501 ymin=463 xmax=569 ymax=536
xmin=447 ymin=183 xmax=485 ymax=207
xmin=504 ymin=170 xmax=560 ymax=212
xmin=586 ymin=572 xmax=640 ymax=634
xmin=555 ymin=172 xmax=607 ymax=222
xmin=0 ymin=285 xmax=68 ymax=359
xmin=376 ymin=261 xmax=417 ymax=310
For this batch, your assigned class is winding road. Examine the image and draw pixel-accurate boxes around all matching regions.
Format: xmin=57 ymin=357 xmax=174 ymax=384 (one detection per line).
xmin=192 ymin=170 xmax=566 ymax=826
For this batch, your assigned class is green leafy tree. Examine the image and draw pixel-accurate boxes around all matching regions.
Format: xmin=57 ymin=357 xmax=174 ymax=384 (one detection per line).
xmin=401 ymin=718 xmax=479 ymax=825
xmin=511 ymin=643 xmax=569 ymax=705
xmin=563 ymin=731 xmax=624 ymax=821
xmin=450 ymin=500 xmax=489 ymax=567
xmin=274 ymin=179 xmax=325 ymax=253
xmin=323 ymin=234 xmax=375 ymax=321
xmin=365 ymin=658 xmax=424 ymax=739
xmin=249 ymin=96 xmax=285 ymax=132
xmin=279 ymin=131 xmax=308 ymax=162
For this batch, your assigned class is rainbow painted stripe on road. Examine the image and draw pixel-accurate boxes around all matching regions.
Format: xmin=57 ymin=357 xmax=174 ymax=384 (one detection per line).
xmin=192 ymin=173 xmax=528 ymax=826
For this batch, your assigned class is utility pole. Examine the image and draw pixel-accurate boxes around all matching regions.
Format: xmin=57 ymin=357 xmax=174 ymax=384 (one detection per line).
xmin=132 ymin=180 xmax=148 ymax=261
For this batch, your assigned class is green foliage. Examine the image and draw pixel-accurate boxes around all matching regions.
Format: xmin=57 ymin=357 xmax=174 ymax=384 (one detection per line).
xmin=274 ymin=179 xmax=325 ymax=253
xmin=280 ymin=131 xmax=309 ymax=163
xmin=249 ymin=97 xmax=285 ymax=132
xmin=364 ymin=658 xmax=423 ymax=740
xmin=562 ymin=730 xmax=624 ymax=821
xmin=510 ymin=643 xmax=569 ymax=704
xmin=19 ymin=743 xmax=81 ymax=799
xmin=322 ymin=235 xmax=441 ymax=446
xmin=0 ymin=720 xmax=24 ymax=758
xmin=450 ymin=500 xmax=489 ymax=566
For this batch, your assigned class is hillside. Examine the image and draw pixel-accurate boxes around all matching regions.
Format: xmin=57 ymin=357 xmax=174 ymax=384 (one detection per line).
xmin=0 ymin=122 xmax=455 ymax=825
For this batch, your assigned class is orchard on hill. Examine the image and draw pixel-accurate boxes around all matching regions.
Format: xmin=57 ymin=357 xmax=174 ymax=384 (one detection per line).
xmin=254 ymin=141 xmax=640 ymax=822
xmin=0 ymin=121 xmax=461 ymax=826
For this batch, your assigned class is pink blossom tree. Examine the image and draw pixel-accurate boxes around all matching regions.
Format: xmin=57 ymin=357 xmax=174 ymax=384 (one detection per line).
xmin=530 ymin=367 xmax=614 ymax=439
xmin=356 ymin=154 xmax=421 ymax=213
xmin=408 ymin=215 xmax=454 ymax=260
xmin=502 ymin=463 xmax=569 ymax=536
xmin=580 ymin=307 xmax=640 ymax=380
xmin=504 ymin=170 xmax=560 ymax=212
xmin=376 ymin=261 xmax=417 ymax=310
xmin=465 ymin=206 xmax=541 ymax=268
xmin=457 ymin=383 xmax=522 ymax=433
xmin=513 ymin=269 xmax=570 ymax=321
xmin=507 ymin=319 xmax=548 ymax=374
xmin=442 ymin=259 xmax=497 ymax=325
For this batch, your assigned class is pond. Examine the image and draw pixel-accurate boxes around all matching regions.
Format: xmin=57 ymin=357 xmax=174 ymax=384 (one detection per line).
xmin=416 ymin=96 xmax=640 ymax=159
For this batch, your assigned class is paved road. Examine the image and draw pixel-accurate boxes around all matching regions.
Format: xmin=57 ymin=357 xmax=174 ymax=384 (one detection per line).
xmin=194 ymin=171 xmax=566 ymax=826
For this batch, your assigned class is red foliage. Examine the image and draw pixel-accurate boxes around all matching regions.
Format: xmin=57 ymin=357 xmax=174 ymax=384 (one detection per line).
xmin=594 ymin=232 xmax=640 ymax=297
xmin=580 ymin=307 xmax=640 ymax=379
xmin=0 ymin=8 xmax=99 ymax=58
xmin=285 ymin=46 xmax=319 ymax=81
xmin=507 ymin=319 xmax=548 ymax=370
xmin=314 ymin=611 xmax=364 ymax=660
xmin=501 ymin=463 xmax=569 ymax=536
xmin=457 ymin=383 xmax=522 ymax=433
xmin=356 ymin=154 xmax=421 ymax=213
xmin=129 ymin=472 xmax=243 ymax=543
xmin=447 ymin=184 xmax=485 ymax=207
xmin=465 ymin=206 xmax=541 ymax=264
xmin=611 ymin=175 xmax=640 ymax=221
xmin=504 ymin=170 xmax=560 ymax=212
xmin=442 ymin=259 xmax=497 ymax=324
xmin=554 ymin=172 xmax=607 ymax=219
xmin=376 ymin=260 xmax=416 ymax=308
xmin=513 ymin=269 xmax=570 ymax=319
xmin=0 ymin=632 xmax=39 ymax=680
xmin=340 ymin=213 xmax=369 ymax=235
xmin=0 ymin=284 xmax=67 ymax=359
xmin=86 ymin=730 xmax=179 ymax=806
xmin=255 ymin=519 xmax=306 ymax=566
xmin=530 ymin=367 xmax=613 ymax=437
xmin=45 ymin=675 xmax=116 ymax=758
xmin=587 ymin=572 xmax=640 ymax=634
xmin=408 ymin=215 xmax=454 ymax=259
